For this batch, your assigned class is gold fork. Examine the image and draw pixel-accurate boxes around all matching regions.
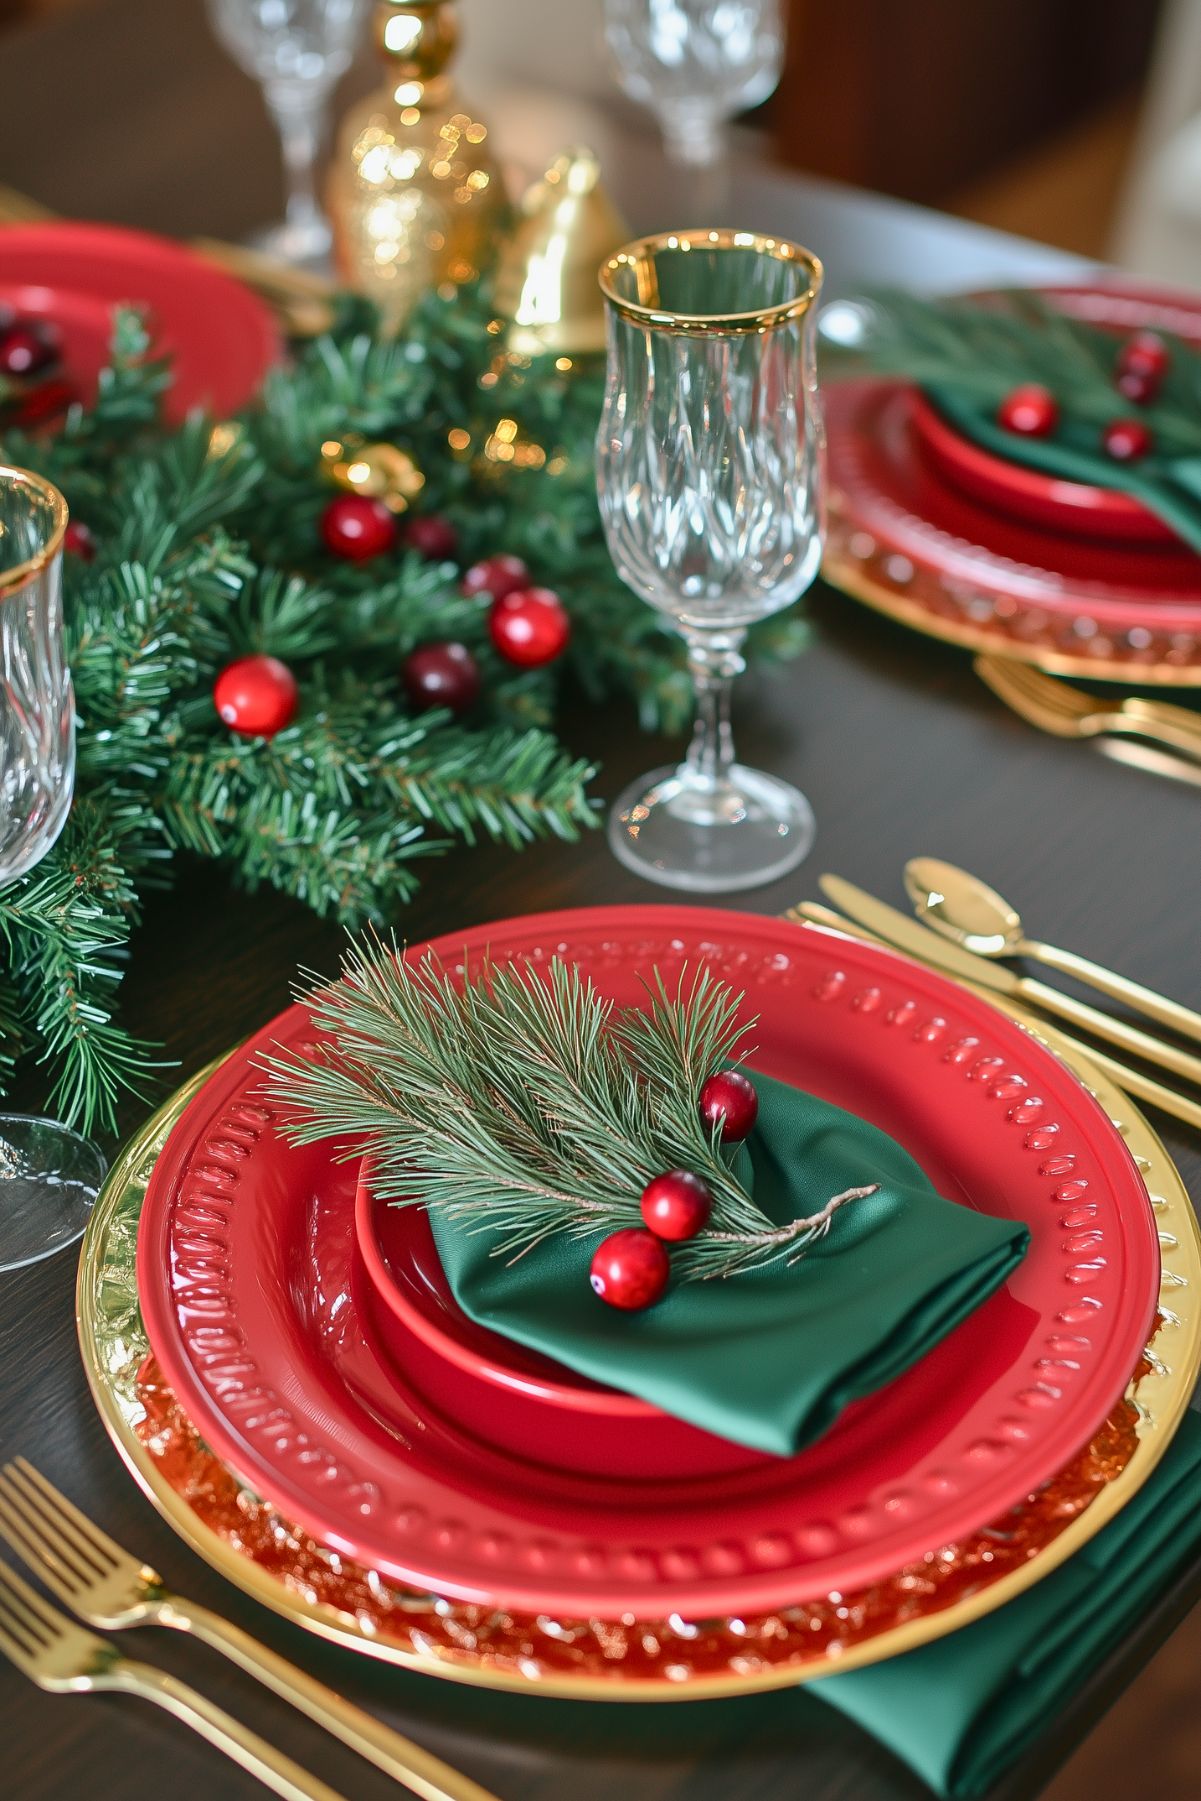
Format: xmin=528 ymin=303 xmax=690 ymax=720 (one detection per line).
xmin=0 ymin=1556 xmax=344 ymax=1801
xmin=0 ymin=1460 xmax=500 ymax=1801
xmin=975 ymin=654 xmax=1201 ymax=764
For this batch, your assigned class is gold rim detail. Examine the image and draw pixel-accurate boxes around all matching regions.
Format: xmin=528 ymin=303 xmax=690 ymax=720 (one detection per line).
xmin=0 ymin=465 xmax=69 ymax=600
xmin=598 ymin=229 xmax=822 ymax=335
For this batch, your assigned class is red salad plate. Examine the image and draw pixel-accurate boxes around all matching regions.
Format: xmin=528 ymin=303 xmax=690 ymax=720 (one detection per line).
xmin=0 ymin=223 xmax=279 ymax=422
xmin=825 ymin=282 xmax=1201 ymax=683
xmin=135 ymin=907 xmax=1160 ymax=1619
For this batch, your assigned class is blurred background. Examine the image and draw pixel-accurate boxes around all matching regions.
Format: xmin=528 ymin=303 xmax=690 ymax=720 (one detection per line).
xmin=3 ymin=0 xmax=1200 ymax=284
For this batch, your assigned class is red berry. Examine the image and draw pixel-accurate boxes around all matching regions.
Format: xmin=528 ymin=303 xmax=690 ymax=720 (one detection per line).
xmin=1102 ymin=418 xmax=1153 ymax=462
xmin=1118 ymin=330 xmax=1169 ymax=378
xmin=699 ymin=1070 xmax=759 ymax=1142
xmin=640 ymin=1170 xmax=713 ymax=1242
xmin=589 ymin=1228 xmax=670 ymax=1311
xmin=403 ymin=514 xmax=459 ymax=562
xmin=321 ymin=494 xmax=398 ymax=561
xmin=997 ymin=384 xmax=1059 ymax=437
xmin=488 ymin=587 xmax=571 ymax=669
xmin=1116 ymin=365 xmax=1160 ymax=405
xmin=460 ymin=553 xmax=530 ymax=601
xmin=0 ymin=318 xmax=60 ymax=378
xmin=214 ymin=654 xmax=298 ymax=738
xmin=64 ymin=521 xmax=96 ymax=562
xmin=402 ymin=641 xmax=480 ymax=714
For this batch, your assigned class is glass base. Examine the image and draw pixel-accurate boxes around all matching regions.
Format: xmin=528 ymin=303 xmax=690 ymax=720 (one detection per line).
xmin=0 ymin=1114 xmax=108 ymax=1273
xmin=247 ymin=215 xmax=332 ymax=274
xmin=608 ymin=763 xmax=816 ymax=894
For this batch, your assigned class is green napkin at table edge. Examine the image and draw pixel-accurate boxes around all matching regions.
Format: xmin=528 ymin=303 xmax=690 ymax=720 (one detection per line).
xmin=428 ymin=1069 xmax=1029 ymax=1458
xmin=812 ymin=1407 xmax=1201 ymax=1799
xmin=926 ymin=382 xmax=1201 ymax=558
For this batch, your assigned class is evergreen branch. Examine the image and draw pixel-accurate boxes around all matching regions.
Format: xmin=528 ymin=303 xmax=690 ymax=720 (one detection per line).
xmin=261 ymin=944 xmax=872 ymax=1281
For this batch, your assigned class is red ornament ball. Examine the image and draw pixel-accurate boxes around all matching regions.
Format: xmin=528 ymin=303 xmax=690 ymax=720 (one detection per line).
xmin=63 ymin=521 xmax=96 ymax=562
xmin=1115 ymin=365 xmax=1160 ymax=405
xmin=997 ymin=384 xmax=1059 ymax=438
xmin=1119 ymin=330 xmax=1169 ymax=378
xmin=699 ymin=1070 xmax=759 ymax=1142
xmin=0 ymin=318 xmax=60 ymax=379
xmin=460 ymin=552 xmax=530 ymax=601
xmin=403 ymin=514 xmax=459 ymax=562
xmin=640 ymin=1170 xmax=713 ymax=1242
xmin=1102 ymin=418 xmax=1153 ymax=463
xmin=488 ymin=587 xmax=571 ymax=669
xmin=589 ymin=1228 xmax=670 ymax=1311
xmin=320 ymin=493 xmax=398 ymax=562
xmin=214 ymin=654 xmax=298 ymax=739
xmin=402 ymin=640 xmax=480 ymax=715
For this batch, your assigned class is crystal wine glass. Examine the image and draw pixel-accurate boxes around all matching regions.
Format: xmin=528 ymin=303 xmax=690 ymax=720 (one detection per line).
xmin=0 ymin=466 xmax=106 ymax=1271
xmin=603 ymin=0 xmax=784 ymax=169
xmin=596 ymin=229 xmax=824 ymax=893
xmin=205 ymin=0 xmax=370 ymax=267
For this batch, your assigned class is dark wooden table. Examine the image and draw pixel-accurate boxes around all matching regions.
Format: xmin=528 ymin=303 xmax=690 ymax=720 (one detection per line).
xmin=2 ymin=4 xmax=1200 ymax=1799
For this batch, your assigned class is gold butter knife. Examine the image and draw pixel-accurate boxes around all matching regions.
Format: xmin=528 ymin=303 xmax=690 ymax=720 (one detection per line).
xmin=791 ymin=901 xmax=1201 ymax=1132
xmin=818 ymin=875 xmax=1201 ymax=1092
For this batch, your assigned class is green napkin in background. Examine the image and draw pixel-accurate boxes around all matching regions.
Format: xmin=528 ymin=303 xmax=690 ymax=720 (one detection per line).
xmin=430 ymin=1070 xmax=1029 ymax=1457
xmin=814 ymin=1408 xmax=1201 ymax=1797
xmin=927 ymin=383 xmax=1201 ymax=556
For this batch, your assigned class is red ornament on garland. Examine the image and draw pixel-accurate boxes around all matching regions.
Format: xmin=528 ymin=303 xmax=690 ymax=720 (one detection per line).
xmin=461 ymin=552 xmax=530 ymax=601
xmin=1116 ymin=365 xmax=1160 ymax=405
xmin=589 ymin=1228 xmax=670 ymax=1311
xmin=0 ymin=317 xmax=60 ymax=378
xmin=1115 ymin=332 xmax=1169 ymax=404
xmin=997 ymin=384 xmax=1059 ymax=438
xmin=640 ymin=1170 xmax=713 ymax=1242
xmin=214 ymin=654 xmax=298 ymax=738
xmin=321 ymin=494 xmax=398 ymax=562
xmin=63 ymin=521 xmax=97 ymax=562
xmin=1102 ymin=418 xmax=1153 ymax=463
xmin=489 ymin=587 xmax=571 ymax=669
xmin=699 ymin=1070 xmax=759 ymax=1142
xmin=403 ymin=514 xmax=459 ymax=561
xmin=402 ymin=641 xmax=480 ymax=714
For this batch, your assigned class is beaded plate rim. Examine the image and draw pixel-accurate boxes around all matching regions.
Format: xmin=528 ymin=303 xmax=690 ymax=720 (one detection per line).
xmin=77 ymin=995 xmax=1200 ymax=1701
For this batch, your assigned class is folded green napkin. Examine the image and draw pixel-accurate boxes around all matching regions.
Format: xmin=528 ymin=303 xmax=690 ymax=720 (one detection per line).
xmin=428 ymin=1070 xmax=1029 ymax=1456
xmin=815 ymin=1408 xmax=1201 ymax=1797
xmin=927 ymin=383 xmax=1201 ymax=556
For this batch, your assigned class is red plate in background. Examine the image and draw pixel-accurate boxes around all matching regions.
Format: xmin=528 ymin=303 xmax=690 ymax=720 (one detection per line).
xmin=135 ymin=906 xmax=1160 ymax=1618
xmin=0 ymin=223 xmax=279 ymax=422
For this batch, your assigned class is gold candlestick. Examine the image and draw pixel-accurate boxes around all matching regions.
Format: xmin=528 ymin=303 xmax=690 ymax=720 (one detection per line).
xmin=328 ymin=1 xmax=508 ymax=325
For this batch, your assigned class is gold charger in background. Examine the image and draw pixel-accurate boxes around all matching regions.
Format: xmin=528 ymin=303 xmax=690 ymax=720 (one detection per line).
xmin=77 ymin=1012 xmax=1200 ymax=1700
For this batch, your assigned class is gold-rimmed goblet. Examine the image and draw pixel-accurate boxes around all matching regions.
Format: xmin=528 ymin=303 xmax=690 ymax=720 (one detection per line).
xmin=0 ymin=465 xmax=106 ymax=1271
xmin=596 ymin=229 xmax=824 ymax=892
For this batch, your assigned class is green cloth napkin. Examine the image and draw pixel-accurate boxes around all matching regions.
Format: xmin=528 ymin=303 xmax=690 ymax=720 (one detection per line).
xmin=814 ymin=1408 xmax=1201 ymax=1797
xmin=428 ymin=1071 xmax=1029 ymax=1457
xmin=927 ymin=382 xmax=1201 ymax=557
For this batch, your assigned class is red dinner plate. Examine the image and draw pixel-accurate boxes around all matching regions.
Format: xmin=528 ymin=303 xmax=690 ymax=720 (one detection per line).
xmin=136 ymin=907 xmax=1160 ymax=1618
xmin=0 ymin=223 xmax=279 ymax=422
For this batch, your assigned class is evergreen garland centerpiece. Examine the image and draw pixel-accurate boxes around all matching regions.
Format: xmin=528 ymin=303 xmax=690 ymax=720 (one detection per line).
xmin=262 ymin=940 xmax=876 ymax=1312
xmin=0 ymin=292 xmax=806 ymax=1134
xmin=849 ymin=288 xmax=1201 ymax=553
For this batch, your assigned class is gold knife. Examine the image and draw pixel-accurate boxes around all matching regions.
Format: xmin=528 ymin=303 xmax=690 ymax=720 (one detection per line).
xmin=792 ymin=902 xmax=1201 ymax=1131
xmin=818 ymin=875 xmax=1201 ymax=1090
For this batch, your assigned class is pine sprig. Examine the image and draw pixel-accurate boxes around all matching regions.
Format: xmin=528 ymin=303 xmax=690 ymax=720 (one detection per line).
xmin=261 ymin=943 xmax=873 ymax=1281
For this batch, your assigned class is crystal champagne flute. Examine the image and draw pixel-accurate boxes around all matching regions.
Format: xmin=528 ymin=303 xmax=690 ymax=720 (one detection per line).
xmin=205 ymin=0 xmax=370 ymax=267
xmin=596 ymin=229 xmax=824 ymax=892
xmin=603 ymin=0 xmax=784 ymax=169
xmin=0 ymin=466 xmax=106 ymax=1271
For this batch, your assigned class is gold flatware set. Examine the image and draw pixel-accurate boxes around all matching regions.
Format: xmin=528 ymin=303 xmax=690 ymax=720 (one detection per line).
xmin=0 ymin=1460 xmax=499 ymax=1801
xmin=976 ymin=656 xmax=1201 ymax=782
xmin=789 ymin=858 xmax=1201 ymax=1133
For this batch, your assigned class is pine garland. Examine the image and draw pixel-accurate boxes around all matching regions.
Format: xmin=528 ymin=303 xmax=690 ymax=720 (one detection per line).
xmin=262 ymin=941 xmax=875 ymax=1282
xmin=0 ymin=291 xmax=809 ymax=1134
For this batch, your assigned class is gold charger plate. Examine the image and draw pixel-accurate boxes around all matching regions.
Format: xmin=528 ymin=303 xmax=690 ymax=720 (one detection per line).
xmin=78 ymin=1016 xmax=1201 ymax=1701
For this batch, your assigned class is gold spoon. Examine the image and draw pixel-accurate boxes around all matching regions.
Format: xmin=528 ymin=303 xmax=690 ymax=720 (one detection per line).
xmin=904 ymin=857 xmax=1201 ymax=1047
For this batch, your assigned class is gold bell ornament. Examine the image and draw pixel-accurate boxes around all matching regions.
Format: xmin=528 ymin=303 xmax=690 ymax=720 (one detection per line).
xmin=328 ymin=0 xmax=508 ymax=326
xmin=319 ymin=436 xmax=426 ymax=513
xmin=491 ymin=147 xmax=630 ymax=358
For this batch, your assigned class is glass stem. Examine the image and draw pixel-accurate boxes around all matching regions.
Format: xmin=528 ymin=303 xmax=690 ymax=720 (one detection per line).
xmin=265 ymin=79 xmax=330 ymax=237
xmin=682 ymin=630 xmax=746 ymax=793
xmin=660 ymin=101 xmax=725 ymax=169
